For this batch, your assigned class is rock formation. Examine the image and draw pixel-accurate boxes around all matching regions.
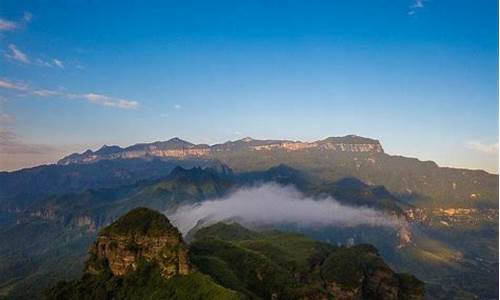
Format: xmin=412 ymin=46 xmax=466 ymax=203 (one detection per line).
xmin=85 ymin=207 xmax=191 ymax=278
xmin=57 ymin=135 xmax=384 ymax=165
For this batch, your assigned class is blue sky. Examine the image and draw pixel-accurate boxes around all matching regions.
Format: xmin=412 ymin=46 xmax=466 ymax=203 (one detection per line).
xmin=0 ymin=0 xmax=498 ymax=173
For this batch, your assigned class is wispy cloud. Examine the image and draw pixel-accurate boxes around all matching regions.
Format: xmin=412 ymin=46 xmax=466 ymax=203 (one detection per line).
xmin=2 ymin=13 xmax=71 ymax=70
xmin=32 ymin=89 xmax=62 ymax=97
xmin=23 ymin=12 xmax=32 ymax=23
xmin=408 ymin=0 xmax=425 ymax=15
xmin=32 ymin=57 xmax=66 ymax=69
xmin=466 ymin=141 xmax=499 ymax=155
xmin=5 ymin=44 xmax=67 ymax=69
xmin=0 ymin=79 xmax=29 ymax=91
xmin=0 ymin=78 xmax=139 ymax=110
xmin=81 ymin=93 xmax=138 ymax=109
xmin=174 ymin=104 xmax=181 ymax=109
xmin=34 ymin=58 xmax=52 ymax=67
xmin=7 ymin=44 xmax=29 ymax=63
xmin=53 ymin=58 xmax=64 ymax=69
xmin=0 ymin=11 xmax=32 ymax=32
xmin=0 ymin=100 xmax=70 ymax=171
xmin=0 ymin=19 xmax=18 ymax=31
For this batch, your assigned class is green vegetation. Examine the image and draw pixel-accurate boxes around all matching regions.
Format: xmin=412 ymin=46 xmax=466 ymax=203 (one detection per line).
xmin=43 ymin=208 xmax=424 ymax=300
xmin=100 ymin=207 xmax=177 ymax=237
xmin=45 ymin=262 xmax=241 ymax=300
xmin=190 ymin=222 xmax=423 ymax=299
xmin=0 ymin=164 xmax=496 ymax=299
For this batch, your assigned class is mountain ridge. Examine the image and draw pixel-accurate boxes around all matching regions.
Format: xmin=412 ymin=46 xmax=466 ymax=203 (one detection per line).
xmin=44 ymin=208 xmax=425 ymax=300
xmin=57 ymin=135 xmax=384 ymax=165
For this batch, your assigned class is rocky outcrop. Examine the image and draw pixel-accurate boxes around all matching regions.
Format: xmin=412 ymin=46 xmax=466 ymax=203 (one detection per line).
xmin=44 ymin=209 xmax=240 ymax=300
xmin=85 ymin=207 xmax=191 ymax=278
xmin=57 ymin=135 xmax=384 ymax=165
xmin=321 ymin=244 xmax=425 ymax=300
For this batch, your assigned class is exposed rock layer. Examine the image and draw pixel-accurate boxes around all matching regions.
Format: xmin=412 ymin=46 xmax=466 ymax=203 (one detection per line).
xmin=85 ymin=207 xmax=191 ymax=278
xmin=58 ymin=135 xmax=384 ymax=165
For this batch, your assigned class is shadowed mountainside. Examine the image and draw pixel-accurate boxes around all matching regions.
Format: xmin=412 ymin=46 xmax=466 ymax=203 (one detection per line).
xmin=44 ymin=208 xmax=424 ymax=300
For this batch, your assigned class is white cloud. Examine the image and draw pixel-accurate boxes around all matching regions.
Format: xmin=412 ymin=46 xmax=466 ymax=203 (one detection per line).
xmin=412 ymin=0 xmax=424 ymax=8
xmin=32 ymin=89 xmax=62 ymax=97
xmin=0 ymin=19 xmax=17 ymax=31
xmin=0 ymin=12 xmax=31 ymax=32
xmin=0 ymin=79 xmax=29 ymax=91
xmin=53 ymin=59 xmax=64 ymax=69
xmin=35 ymin=58 xmax=53 ymax=67
xmin=174 ymin=104 xmax=181 ymax=109
xmin=7 ymin=44 xmax=29 ymax=63
xmin=466 ymin=141 xmax=499 ymax=155
xmin=408 ymin=0 xmax=425 ymax=15
xmin=23 ymin=12 xmax=32 ymax=23
xmin=82 ymin=93 xmax=138 ymax=109
xmin=168 ymin=184 xmax=402 ymax=235
xmin=0 ymin=78 xmax=139 ymax=110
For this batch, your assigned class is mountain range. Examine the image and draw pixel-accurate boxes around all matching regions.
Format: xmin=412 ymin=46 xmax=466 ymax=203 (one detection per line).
xmin=0 ymin=135 xmax=497 ymax=299
xmin=56 ymin=135 xmax=384 ymax=165
xmin=4 ymin=135 xmax=497 ymax=210
xmin=45 ymin=207 xmax=425 ymax=300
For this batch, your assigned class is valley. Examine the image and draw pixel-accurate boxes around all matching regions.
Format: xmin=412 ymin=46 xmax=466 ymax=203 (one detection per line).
xmin=0 ymin=136 xmax=497 ymax=299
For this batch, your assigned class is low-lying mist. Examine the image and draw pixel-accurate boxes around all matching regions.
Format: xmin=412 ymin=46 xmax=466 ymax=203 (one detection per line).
xmin=168 ymin=183 xmax=402 ymax=235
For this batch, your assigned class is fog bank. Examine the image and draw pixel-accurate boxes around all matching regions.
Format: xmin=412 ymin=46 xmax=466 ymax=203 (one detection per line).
xmin=168 ymin=183 xmax=401 ymax=235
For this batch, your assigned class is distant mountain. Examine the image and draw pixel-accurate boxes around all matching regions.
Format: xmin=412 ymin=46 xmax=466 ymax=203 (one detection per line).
xmin=54 ymin=135 xmax=498 ymax=209
xmin=57 ymin=135 xmax=384 ymax=165
xmin=0 ymin=134 xmax=497 ymax=299
xmin=0 ymin=165 xmax=416 ymax=299
xmin=44 ymin=208 xmax=424 ymax=300
xmin=0 ymin=165 xmax=496 ymax=299
xmin=0 ymin=158 xmax=222 ymax=212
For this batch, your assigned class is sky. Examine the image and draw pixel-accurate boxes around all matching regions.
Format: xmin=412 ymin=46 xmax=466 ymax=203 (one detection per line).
xmin=0 ymin=0 xmax=498 ymax=173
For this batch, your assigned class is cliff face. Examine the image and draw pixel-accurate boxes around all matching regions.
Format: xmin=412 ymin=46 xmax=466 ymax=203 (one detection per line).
xmin=44 ymin=208 xmax=240 ymax=300
xmin=57 ymin=135 xmax=384 ymax=165
xmin=85 ymin=207 xmax=191 ymax=278
xmin=45 ymin=210 xmax=424 ymax=300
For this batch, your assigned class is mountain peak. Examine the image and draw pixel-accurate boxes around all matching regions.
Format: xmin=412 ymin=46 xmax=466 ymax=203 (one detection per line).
xmin=87 ymin=207 xmax=191 ymax=278
xmin=96 ymin=144 xmax=122 ymax=154
xmin=168 ymin=137 xmax=185 ymax=143
xmin=57 ymin=135 xmax=385 ymax=165
xmin=321 ymin=135 xmax=381 ymax=144
xmin=101 ymin=207 xmax=178 ymax=236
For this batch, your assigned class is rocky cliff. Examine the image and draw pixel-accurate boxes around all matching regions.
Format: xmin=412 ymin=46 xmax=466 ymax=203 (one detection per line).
xmin=44 ymin=209 xmax=240 ymax=300
xmin=85 ymin=207 xmax=191 ymax=278
xmin=57 ymin=135 xmax=384 ymax=165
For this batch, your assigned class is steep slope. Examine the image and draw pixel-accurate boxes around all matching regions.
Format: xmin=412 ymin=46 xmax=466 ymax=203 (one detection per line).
xmin=44 ymin=208 xmax=240 ymax=300
xmin=54 ymin=135 xmax=498 ymax=209
xmin=85 ymin=208 xmax=191 ymax=278
xmin=189 ymin=222 xmax=424 ymax=299
xmin=0 ymin=158 xmax=219 ymax=213
xmin=0 ymin=165 xmax=495 ymax=299
xmin=57 ymin=135 xmax=383 ymax=165
xmin=45 ymin=208 xmax=423 ymax=300
xmin=0 ymin=166 xmax=234 ymax=299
